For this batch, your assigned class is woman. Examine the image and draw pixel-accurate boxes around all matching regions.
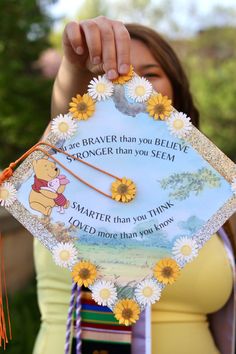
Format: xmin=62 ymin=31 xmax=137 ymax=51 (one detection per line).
xmin=33 ymin=17 xmax=235 ymax=354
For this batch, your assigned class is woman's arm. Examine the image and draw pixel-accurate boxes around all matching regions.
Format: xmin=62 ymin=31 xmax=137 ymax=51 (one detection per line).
xmin=51 ymin=55 xmax=93 ymax=117
xmin=51 ymin=17 xmax=131 ymax=118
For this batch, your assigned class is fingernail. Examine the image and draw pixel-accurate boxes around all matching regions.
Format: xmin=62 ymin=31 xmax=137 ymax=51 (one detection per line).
xmin=76 ymin=46 xmax=84 ymax=55
xmin=107 ymin=69 xmax=118 ymax=80
xmin=92 ymin=56 xmax=101 ymax=65
xmin=119 ymin=64 xmax=130 ymax=74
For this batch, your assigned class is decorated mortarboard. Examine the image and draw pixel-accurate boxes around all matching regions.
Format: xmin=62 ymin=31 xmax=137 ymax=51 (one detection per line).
xmin=0 ymin=65 xmax=236 ymax=342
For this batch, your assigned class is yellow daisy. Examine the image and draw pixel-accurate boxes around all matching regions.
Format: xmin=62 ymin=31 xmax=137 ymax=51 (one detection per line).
xmin=69 ymin=93 xmax=95 ymax=120
xmin=112 ymin=65 xmax=134 ymax=84
xmin=153 ymin=258 xmax=180 ymax=285
xmin=147 ymin=94 xmax=172 ymax=120
xmin=72 ymin=260 xmax=97 ymax=287
xmin=111 ymin=177 xmax=136 ymax=203
xmin=114 ymin=299 xmax=140 ymax=326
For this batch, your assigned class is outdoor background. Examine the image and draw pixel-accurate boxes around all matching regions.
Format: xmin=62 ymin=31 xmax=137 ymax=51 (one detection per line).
xmin=0 ymin=0 xmax=235 ymax=353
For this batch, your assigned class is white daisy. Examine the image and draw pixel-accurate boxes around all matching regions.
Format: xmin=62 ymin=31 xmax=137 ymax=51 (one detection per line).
xmin=91 ymin=280 xmax=117 ymax=307
xmin=52 ymin=242 xmax=78 ymax=268
xmin=231 ymin=177 xmax=236 ymax=195
xmin=88 ymin=75 xmax=114 ymax=101
xmin=51 ymin=113 xmax=77 ymax=139
xmin=0 ymin=182 xmax=17 ymax=207
xmin=167 ymin=112 xmax=192 ymax=138
xmin=135 ymin=279 xmax=162 ymax=306
xmin=172 ymin=236 xmax=198 ymax=264
xmin=127 ymin=76 xmax=153 ymax=102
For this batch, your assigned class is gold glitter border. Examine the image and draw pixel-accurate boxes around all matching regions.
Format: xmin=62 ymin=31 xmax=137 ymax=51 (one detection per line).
xmin=193 ymin=196 xmax=236 ymax=248
xmin=6 ymin=200 xmax=57 ymax=251
xmin=185 ymin=126 xmax=236 ymax=182
xmin=5 ymin=133 xmax=59 ymax=251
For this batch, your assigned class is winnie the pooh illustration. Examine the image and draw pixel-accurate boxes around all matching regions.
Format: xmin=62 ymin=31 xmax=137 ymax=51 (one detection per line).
xmin=41 ymin=175 xmax=70 ymax=214
xmin=29 ymin=157 xmax=70 ymax=216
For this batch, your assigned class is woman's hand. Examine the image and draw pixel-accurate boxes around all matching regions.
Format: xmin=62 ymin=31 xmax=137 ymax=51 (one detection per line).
xmin=62 ymin=16 xmax=131 ymax=80
xmin=51 ymin=16 xmax=130 ymax=117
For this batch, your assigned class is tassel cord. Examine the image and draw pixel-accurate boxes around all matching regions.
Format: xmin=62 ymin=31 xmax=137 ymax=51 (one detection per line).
xmin=75 ymin=286 xmax=82 ymax=354
xmin=64 ymin=282 xmax=77 ymax=354
xmin=0 ymin=234 xmax=12 ymax=349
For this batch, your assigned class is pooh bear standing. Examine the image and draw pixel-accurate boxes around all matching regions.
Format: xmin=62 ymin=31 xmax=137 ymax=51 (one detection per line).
xmin=29 ymin=157 xmax=69 ymax=216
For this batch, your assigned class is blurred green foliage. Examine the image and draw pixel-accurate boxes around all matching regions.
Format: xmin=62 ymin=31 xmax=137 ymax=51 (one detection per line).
xmin=0 ymin=0 xmax=54 ymax=168
xmin=49 ymin=0 xmax=108 ymax=49
xmin=175 ymin=27 xmax=236 ymax=160
xmin=6 ymin=280 xmax=40 ymax=354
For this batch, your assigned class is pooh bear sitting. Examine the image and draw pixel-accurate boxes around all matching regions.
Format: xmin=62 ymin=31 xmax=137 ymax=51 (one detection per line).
xmin=29 ymin=157 xmax=69 ymax=216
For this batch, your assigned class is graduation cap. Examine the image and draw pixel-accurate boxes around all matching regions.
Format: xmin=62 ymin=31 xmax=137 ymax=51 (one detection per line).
xmin=0 ymin=67 xmax=236 ymax=347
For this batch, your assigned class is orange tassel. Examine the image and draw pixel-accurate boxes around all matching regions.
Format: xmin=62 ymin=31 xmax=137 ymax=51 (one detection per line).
xmin=0 ymin=233 xmax=12 ymax=349
xmin=0 ymin=163 xmax=16 ymax=186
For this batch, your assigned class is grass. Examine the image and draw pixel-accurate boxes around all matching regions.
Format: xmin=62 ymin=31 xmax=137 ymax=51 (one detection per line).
xmin=78 ymin=244 xmax=169 ymax=283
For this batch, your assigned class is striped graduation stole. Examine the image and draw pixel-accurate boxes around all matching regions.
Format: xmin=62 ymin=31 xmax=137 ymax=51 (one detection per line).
xmin=72 ymin=288 xmax=132 ymax=354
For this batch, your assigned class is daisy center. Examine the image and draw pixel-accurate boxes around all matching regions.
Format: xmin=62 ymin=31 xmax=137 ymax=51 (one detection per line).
xmin=135 ymin=85 xmax=145 ymax=96
xmin=79 ymin=268 xmax=90 ymax=280
xmin=154 ymin=104 xmax=165 ymax=115
xmin=142 ymin=286 xmax=153 ymax=297
xmin=180 ymin=245 xmax=192 ymax=256
xmin=0 ymin=188 xmax=9 ymax=200
xmin=162 ymin=266 xmax=173 ymax=278
xmin=96 ymin=83 xmax=106 ymax=93
xmin=59 ymin=250 xmax=71 ymax=261
xmin=173 ymin=119 xmax=184 ymax=130
xmin=99 ymin=288 xmax=111 ymax=300
xmin=77 ymin=102 xmax=88 ymax=113
xmin=122 ymin=308 xmax=133 ymax=320
xmin=117 ymin=184 xmax=128 ymax=195
xmin=58 ymin=122 xmax=69 ymax=133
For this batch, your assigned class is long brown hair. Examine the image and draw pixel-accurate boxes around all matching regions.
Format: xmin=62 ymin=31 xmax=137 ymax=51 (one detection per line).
xmin=126 ymin=23 xmax=236 ymax=257
xmin=125 ymin=23 xmax=199 ymax=128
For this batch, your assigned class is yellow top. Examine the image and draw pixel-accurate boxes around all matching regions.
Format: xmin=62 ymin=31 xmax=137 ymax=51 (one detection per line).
xmin=33 ymin=234 xmax=233 ymax=354
xmin=152 ymin=235 xmax=233 ymax=354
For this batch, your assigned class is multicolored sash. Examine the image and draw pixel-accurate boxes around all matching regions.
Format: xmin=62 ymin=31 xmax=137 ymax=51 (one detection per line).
xmin=71 ymin=287 xmax=132 ymax=354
